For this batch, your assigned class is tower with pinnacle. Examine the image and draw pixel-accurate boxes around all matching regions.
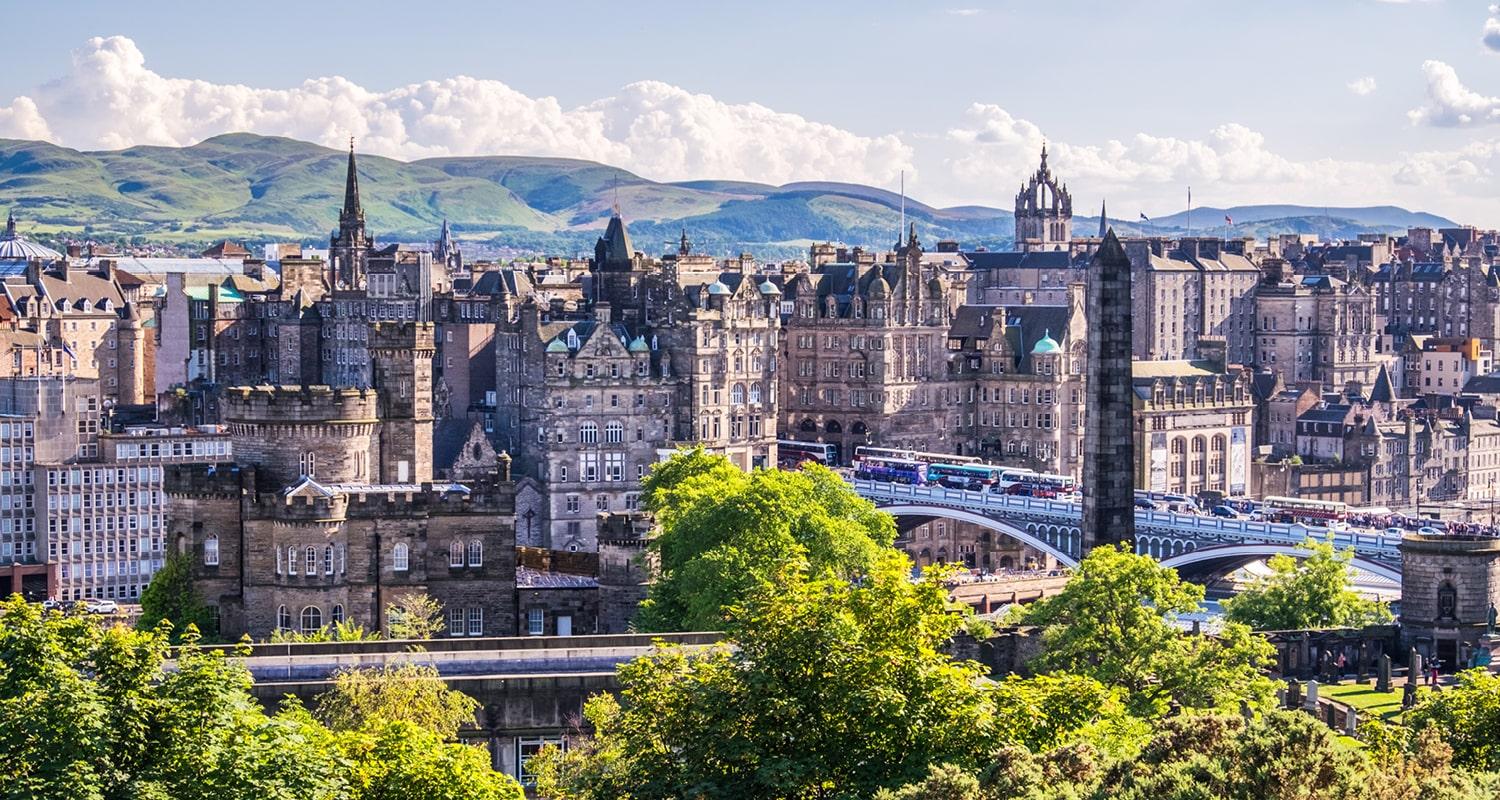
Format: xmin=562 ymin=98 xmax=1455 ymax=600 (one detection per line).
xmin=1082 ymin=229 xmax=1136 ymax=550
xmin=330 ymin=140 xmax=371 ymax=291
xmin=1014 ymin=145 xmax=1073 ymax=252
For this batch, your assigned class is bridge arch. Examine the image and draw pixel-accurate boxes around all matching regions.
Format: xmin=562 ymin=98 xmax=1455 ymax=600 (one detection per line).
xmin=1160 ymin=543 xmax=1401 ymax=584
xmin=878 ymin=504 xmax=1079 ymax=568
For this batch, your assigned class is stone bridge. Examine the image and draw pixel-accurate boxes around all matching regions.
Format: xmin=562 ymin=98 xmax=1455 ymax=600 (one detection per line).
xmin=853 ymin=479 xmax=1404 ymax=582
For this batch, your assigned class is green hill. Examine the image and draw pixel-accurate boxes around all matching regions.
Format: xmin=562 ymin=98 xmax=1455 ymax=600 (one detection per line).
xmin=0 ymin=133 xmax=1459 ymax=259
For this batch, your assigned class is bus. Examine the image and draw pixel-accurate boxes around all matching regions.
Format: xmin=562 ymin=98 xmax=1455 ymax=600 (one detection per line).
xmin=853 ymin=456 xmax=928 ymax=485
xmin=853 ymin=446 xmax=979 ymax=465
xmin=1004 ymin=472 xmax=1078 ymax=499
xmin=927 ymin=463 xmax=1002 ymax=491
xmin=1263 ymin=496 xmax=1348 ymax=527
xmin=778 ymin=440 xmax=837 ymax=469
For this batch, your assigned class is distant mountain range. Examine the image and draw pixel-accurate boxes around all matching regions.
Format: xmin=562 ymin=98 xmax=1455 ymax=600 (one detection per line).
xmin=0 ymin=133 xmax=1460 ymax=259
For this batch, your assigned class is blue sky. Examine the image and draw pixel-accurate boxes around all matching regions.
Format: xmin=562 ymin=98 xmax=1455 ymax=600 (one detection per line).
xmin=3 ymin=0 xmax=1500 ymax=220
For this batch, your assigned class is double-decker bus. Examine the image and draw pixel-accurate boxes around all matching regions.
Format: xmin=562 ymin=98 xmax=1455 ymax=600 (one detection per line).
xmin=853 ymin=456 xmax=928 ymax=485
xmin=853 ymin=446 xmax=979 ymax=465
xmin=777 ymin=440 xmax=837 ymax=469
xmin=1263 ymin=496 xmax=1348 ymax=528
xmin=1003 ymin=472 xmax=1079 ymax=499
xmin=927 ymin=463 xmax=1002 ymax=491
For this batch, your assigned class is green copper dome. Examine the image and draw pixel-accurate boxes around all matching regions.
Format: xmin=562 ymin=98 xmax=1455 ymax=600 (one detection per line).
xmin=1031 ymin=329 xmax=1062 ymax=355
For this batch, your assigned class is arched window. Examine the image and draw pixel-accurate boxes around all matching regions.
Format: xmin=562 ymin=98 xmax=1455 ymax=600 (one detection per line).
xmin=305 ymin=546 xmax=316 ymax=575
xmin=604 ymin=421 xmax=624 ymax=444
xmin=579 ymin=422 xmax=598 ymax=444
xmin=467 ymin=540 xmax=483 ymax=567
xmin=731 ymin=383 xmax=745 ymax=405
xmin=1191 ymin=436 xmax=1206 ymax=453
xmin=338 ymin=544 xmax=346 ymax=574
xmin=1170 ymin=438 xmax=1185 ymax=455
xmin=1212 ymin=435 xmax=1227 ymax=452
xmin=393 ymin=543 xmax=409 ymax=572
xmin=851 ymin=421 xmax=868 ymax=435
xmin=299 ymin=451 xmax=316 ymax=478
xmin=800 ymin=418 xmax=817 ymax=433
xmin=825 ymin=419 xmax=843 ymax=434
xmin=449 ymin=540 xmax=464 ymax=568
xmin=277 ymin=605 xmax=291 ymax=631
xmin=300 ymin=606 xmax=322 ymax=634
xmin=203 ymin=534 xmax=219 ymax=566
xmin=323 ymin=545 xmax=334 ymax=575
xmin=287 ymin=546 xmax=299 ymax=575
xmin=331 ymin=604 xmax=344 ymax=624
xmin=749 ymin=383 xmax=762 ymax=404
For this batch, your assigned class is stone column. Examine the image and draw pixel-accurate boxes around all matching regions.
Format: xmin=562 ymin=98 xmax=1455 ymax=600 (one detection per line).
xmin=1082 ymin=231 xmax=1135 ymax=551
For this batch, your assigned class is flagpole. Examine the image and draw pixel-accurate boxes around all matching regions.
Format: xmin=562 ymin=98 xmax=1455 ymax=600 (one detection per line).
xmin=1186 ymin=187 xmax=1192 ymax=238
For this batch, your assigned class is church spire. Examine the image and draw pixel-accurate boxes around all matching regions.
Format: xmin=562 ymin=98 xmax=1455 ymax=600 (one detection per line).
xmin=3 ymin=209 xmax=13 ymax=240
xmin=1098 ymin=198 xmax=1108 ymax=239
xmin=340 ymin=138 xmax=363 ymax=227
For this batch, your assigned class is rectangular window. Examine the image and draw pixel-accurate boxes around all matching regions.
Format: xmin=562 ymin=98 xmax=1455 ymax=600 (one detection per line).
xmin=527 ymin=608 xmax=544 ymax=636
xmin=467 ymin=607 xmax=483 ymax=637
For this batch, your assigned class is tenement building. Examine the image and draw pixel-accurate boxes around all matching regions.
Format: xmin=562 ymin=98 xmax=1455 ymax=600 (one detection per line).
xmin=1253 ymin=263 xmax=1382 ymax=391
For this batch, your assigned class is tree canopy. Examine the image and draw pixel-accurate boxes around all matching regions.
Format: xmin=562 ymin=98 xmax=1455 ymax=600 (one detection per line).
xmin=535 ymin=552 xmax=1008 ymax=799
xmin=1221 ymin=538 xmax=1393 ymax=631
xmin=635 ymin=449 xmax=895 ymax=632
xmin=0 ymin=596 xmax=523 ymax=800
xmin=137 ymin=550 xmax=216 ymax=642
xmin=1016 ymin=544 xmax=1277 ymax=716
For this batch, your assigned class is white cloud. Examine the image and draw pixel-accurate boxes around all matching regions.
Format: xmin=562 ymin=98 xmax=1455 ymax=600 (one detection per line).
xmin=946 ymin=8 xmax=983 ymax=16
xmin=6 ymin=34 xmax=1500 ymax=223
xmin=1407 ymin=60 xmax=1500 ymax=126
xmin=1484 ymin=6 xmax=1500 ymax=51
xmin=0 ymin=35 xmax=914 ymax=190
xmin=1347 ymin=76 xmax=1378 ymax=96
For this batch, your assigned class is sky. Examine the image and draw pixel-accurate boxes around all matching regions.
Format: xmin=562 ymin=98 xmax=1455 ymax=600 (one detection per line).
xmin=3 ymin=0 xmax=1500 ymax=222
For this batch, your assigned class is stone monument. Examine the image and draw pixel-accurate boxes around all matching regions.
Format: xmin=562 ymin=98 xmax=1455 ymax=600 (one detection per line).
xmin=1082 ymin=230 xmax=1135 ymax=551
xmin=1376 ymin=653 xmax=1393 ymax=693
xmin=1400 ymin=533 xmax=1500 ymax=666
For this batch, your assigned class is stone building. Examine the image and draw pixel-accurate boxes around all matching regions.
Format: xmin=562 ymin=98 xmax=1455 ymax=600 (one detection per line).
xmin=1132 ymin=350 xmax=1256 ymax=498
xmin=1013 ymin=145 xmax=1072 ymax=251
xmin=168 ymin=384 xmax=519 ymax=641
xmin=1253 ymin=267 xmax=1382 ymax=391
xmin=1400 ymin=533 xmax=1500 ymax=669
xmin=1127 ymin=237 xmax=1260 ymax=364
xmin=779 ymin=227 xmax=962 ymax=461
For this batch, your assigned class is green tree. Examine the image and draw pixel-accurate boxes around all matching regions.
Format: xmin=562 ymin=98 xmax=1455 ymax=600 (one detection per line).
xmin=385 ymin=592 xmax=444 ymax=640
xmin=342 ymin=721 xmax=524 ymax=800
xmin=138 ymin=550 xmax=216 ymax=642
xmin=315 ymin=663 xmax=478 ymax=737
xmin=534 ymin=552 xmax=996 ymax=799
xmin=1221 ymin=538 xmax=1393 ymax=630
xmin=990 ymin=673 xmax=1146 ymax=756
xmin=637 ymin=448 xmax=896 ymax=632
xmin=1407 ymin=668 xmax=1500 ymax=771
xmin=1017 ymin=545 xmax=1276 ymax=716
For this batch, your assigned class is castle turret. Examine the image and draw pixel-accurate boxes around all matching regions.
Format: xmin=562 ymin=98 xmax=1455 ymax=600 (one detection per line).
xmin=370 ymin=322 xmax=435 ymax=483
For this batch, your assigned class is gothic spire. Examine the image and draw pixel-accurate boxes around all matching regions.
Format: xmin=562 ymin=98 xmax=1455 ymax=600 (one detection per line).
xmin=341 ymin=138 xmax=363 ymax=227
xmin=1098 ymin=199 xmax=1108 ymax=239
xmin=3 ymin=209 xmax=13 ymax=239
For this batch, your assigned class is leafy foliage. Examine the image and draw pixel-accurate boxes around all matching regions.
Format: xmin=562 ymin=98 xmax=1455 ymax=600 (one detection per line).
xmin=315 ymin=663 xmax=478 ymax=738
xmin=385 ymin=592 xmax=445 ymax=640
xmin=0 ymin=595 xmax=522 ymax=800
xmin=535 ymin=553 xmax=998 ymax=799
xmin=269 ymin=618 xmax=379 ymax=643
xmin=137 ymin=550 xmax=217 ymax=642
xmin=1016 ymin=545 xmax=1277 ymax=716
xmin=1407 ymin=669 xmax=1500 ymax=771
xmin=1221 ymin=538 xmax=1393 ymax=630
xmin=636 ymin=449 xmax=896 ymax=631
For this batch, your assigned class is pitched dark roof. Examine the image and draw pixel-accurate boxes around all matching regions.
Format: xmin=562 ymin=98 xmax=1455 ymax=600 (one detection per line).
xmin=1370 ymin=364 xmax=1396 ymax=403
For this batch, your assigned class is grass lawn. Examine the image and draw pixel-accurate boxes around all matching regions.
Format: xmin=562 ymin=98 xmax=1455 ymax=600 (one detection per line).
xmin=1320 ymin=681 xmax=1434 ymax=723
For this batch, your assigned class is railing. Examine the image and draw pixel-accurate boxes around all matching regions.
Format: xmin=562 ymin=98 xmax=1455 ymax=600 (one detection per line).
xmin=851 ymin=479 xmax=1402 ymax=558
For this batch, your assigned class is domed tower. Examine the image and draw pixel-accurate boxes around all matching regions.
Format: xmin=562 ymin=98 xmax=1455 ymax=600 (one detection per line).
xmin=1014 ymin=145 xmax=1072 ymax=252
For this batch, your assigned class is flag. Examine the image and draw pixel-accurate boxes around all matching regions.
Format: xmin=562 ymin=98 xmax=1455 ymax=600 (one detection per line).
xmin=60 ymin=342 xmax=77 ymax=364
xmin=1139 ymin=212 xmax=1150 ymax=221
xmin=1225 ymin=214 xmax=1233 ymax=225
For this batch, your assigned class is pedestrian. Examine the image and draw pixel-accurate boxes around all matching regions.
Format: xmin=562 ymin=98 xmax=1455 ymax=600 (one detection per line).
xmin=1429 ymin=659 xmax=1441 ymax=687
xmin=1335 ymin=651 xmax=1347 ymax=676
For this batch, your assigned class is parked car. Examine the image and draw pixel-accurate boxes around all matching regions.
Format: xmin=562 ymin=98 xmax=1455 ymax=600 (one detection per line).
xmin=1210 ymin=505 xmax=1242 ymax=519
xmin=1384 ymin=527 xmax=1405 ymax=537
xmin=40 ymin=598 xmax=65 ymax=612
xmin=85 ymin=599 xmax=119 ymax=615
xmin=1134 ymin=497 xmax=1158 ymax=510
xmin=1418 ymin=526 xmax=1442 ymax=536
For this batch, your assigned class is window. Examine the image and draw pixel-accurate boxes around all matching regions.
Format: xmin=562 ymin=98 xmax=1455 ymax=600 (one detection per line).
xmin=300 ymin=606 xmax=322 ymax=634
xmin=305 ymin=546 xmax=316 ymax=575
xmin=731 ymin=384 xmax=745 ymax=405
xmin=467 ymin=607 xmax=483 ymax=636
xmin=604 ymin=421 xmax=624 ymax=444
xmin=527 ymin=608 xmax=544 ymax=636
xmin=203 ymin=534 xmax=219 ymax=566
xmin=448 ymin=607 xmax=464 ymax=636
xmin=331 ymin=604 xmax=344 ymax=624
xmin=277 ymin=605 xmax=291 ymax=631
xmin=579 ymin=422 xmax=598 ymax=444
xmin=324 ymin=545 xmax=334 ymax=575
xmin=518 ymin=738 xmax=564 ymax=787
xmin=449 ymin=540 xmax=464 ymax=568
xmin=287 ymin=546 xmax=298 ymax=575
xmin=467 ymin=540 xmax=483 ymax=567
xmin=299 ymin=451 xmax=316 ymax=478
xmin=393 ymin=542 xmax=409 ymax=572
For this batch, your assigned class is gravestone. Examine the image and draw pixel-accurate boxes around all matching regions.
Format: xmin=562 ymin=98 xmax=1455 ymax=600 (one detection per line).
xmin=1410 ymin=649 xmax=1423 ymax=686
xmin=1286 ymin=679 xmax=1302 ymax=710
xmin=1344 ymin=707 xmax=1358 ymax=736
xmin=1376 ymin=653 xmax=1393 ymax=693
xmin=1403 ymin=680 xmax=1418 ymax=710
xmin=1304 ymin=679 xmax=1320 ymax=712
xmin=1324 ymin=702 xmax=1336 ymax=728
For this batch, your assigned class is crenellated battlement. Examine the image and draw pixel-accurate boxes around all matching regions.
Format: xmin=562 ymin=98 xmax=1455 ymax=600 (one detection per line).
xmin=222 ymin=384 xmax=381 ymax=423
